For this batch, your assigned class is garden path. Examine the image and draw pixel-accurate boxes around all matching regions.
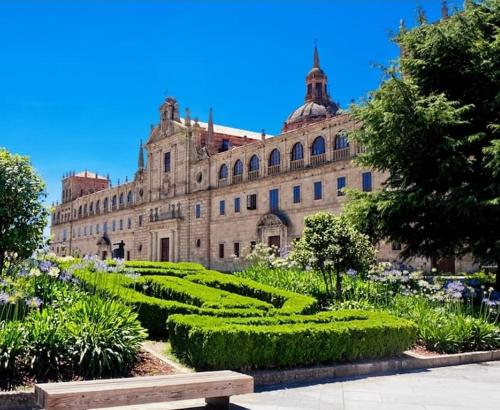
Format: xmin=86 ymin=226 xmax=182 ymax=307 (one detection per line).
xmin=106 ymin=361 xmax=500 ymax=410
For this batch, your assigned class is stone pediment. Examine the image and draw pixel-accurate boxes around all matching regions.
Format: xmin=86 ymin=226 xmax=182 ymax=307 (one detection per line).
xmin=257 ymin=213 xmax=288 ymax=228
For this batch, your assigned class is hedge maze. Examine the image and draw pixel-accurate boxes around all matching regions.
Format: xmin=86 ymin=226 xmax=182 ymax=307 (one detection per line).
xmin=73 ymin=261 xmax=417 ymax=370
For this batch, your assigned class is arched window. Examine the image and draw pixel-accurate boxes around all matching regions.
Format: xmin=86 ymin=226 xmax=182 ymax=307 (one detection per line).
xmin=334 ymin=132 xmax=349 ymax=150
xmin=119 ymin=193 xmax=124 ymax=205
xmin=78 ymin=205 xmax=82 ymax=216
xmin=103 ymin=197 xmax=109 ymax=211
xmin=96 ymin=200 xmax=100 ymax=212
xmin=233 ymin=160 xmax=243 ymax=176
xmin=127 ymin=191 xmax=133 ymax=204
xmin=311 ymin=136 xmax=326 ymax=156
xmin=89 ymin=202 xmax=93 ymax=212
xmin=291 ymin=143 xmax=304 ymax=161
xmin=249 ymin=155 xmax=259 ymax=172
xmin=112 ymin=195 xmax=117 ymax=207
xmin=219 ymin=164 xmax=228 ymax=179
xmin=269 ymin=149 xmax=280 ymax=166
xmin=83 ymin=204 xmax=87 ymax=214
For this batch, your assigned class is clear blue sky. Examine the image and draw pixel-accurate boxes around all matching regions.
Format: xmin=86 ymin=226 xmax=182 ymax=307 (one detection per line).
xmin=0 ymin=0 xmax=460 ymax=209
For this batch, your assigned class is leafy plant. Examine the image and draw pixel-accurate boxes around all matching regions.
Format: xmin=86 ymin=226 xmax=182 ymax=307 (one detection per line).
xmin=65 ymin=296 xmax=147 ymax=378
xmin=290 ymin=212 xmax=375 ymax=299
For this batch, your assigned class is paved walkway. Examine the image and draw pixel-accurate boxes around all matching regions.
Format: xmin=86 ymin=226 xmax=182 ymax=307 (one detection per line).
xmin=109 ymin=361 xmax=500 ymax=410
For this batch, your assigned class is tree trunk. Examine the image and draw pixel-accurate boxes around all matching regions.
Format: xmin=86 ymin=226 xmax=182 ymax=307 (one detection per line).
xmin=336 ymin=271 xmax=342 ymax=301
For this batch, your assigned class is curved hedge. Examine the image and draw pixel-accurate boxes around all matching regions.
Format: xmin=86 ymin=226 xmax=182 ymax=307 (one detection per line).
xmin=72 ymin=262 xmax=317 ymax=336
xmin=167 ymin=310 xmax=417 ymax=370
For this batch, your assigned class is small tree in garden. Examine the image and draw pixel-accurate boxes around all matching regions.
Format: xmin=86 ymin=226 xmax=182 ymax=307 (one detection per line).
xmin=0 ymin=148 xmax=48 ymax=275
xmin=290 ymin=212 xmax=375 ymax=300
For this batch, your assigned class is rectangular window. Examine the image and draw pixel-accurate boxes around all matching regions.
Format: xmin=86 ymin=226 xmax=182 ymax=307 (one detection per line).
xmin=219 ymin=243 xmax=225 ymax=259
xmin=250 ymin=241 xmax=257 ymax=250
xmin=138 ymin=215 xmax=143 ymax=227
xmin=127 ymin=218 xmax=132 ymax=229
xmin=195 ymin=203 xmax=201 ymax=219
xmin=219 ymin=200 xmax=225 ymax=216
xmin=164 ymin=152 xmax=171 ymax=173
xmin=314 ymin=181 xmax=322 ymax=200
xmin=362 ymin=172 xmax=372 ymax=192
xmin=119 ymin=219 xmax=123 ymax=230
xmin=293 ymin=185 xmax=301 ymax=204
xmin=247 ymin=194 xmax=257 ymax=210
xmin=233 ymin=242 xmax=240 ymax=258
xmin=112 ymin=221 xmax=116 ymax=232
xmin=234 ymin=197 xmax=240 ymax=213
xmin=337 ymin=176 xmax=346 ymax=196
xmin=103 ymin=222 xmax=108 ymax=233
xmin=269 ymin=188 xmax=279 ymax=212
xmin=96 ymin=224 xmax=99 ymax=235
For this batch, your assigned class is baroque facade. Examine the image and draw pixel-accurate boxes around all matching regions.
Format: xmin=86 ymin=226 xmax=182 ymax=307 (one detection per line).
xmin=50 ymin=47 xmax=469 ymax=272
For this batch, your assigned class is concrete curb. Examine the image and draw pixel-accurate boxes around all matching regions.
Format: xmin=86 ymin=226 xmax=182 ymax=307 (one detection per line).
xmin=1 ymin=350 xmax=499 ymax=408
xmin=247 ymin=349 xmax=500 ymax=386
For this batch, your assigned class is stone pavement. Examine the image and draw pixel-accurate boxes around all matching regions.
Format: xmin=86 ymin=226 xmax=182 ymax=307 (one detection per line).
xmin=108 ymin=361 xmax=500 ymax=410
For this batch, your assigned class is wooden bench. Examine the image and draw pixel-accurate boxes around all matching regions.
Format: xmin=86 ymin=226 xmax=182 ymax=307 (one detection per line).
xmin=35 ymin=371 xmax=254 ymax=410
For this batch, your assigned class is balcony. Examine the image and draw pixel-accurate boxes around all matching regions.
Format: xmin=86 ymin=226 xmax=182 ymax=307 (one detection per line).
xmin=311 ymin=153 xmax=326 ymax=167
xmin=232 ymin=175 xmax=243 ymax=184
xmin=218 ymin=178 xmax=228 ymax=188
xmin=332 ymin=147 xmax=351 ymax=162
xmin=268 ymin=165 xmax=280 ymax=176
xmin=290 ymin=159 xmax=304 ymax=171
xmin=149 ymin=209 xmax=182 ymax=222
xmin=248 ymin=170 xmax=259 ymax=181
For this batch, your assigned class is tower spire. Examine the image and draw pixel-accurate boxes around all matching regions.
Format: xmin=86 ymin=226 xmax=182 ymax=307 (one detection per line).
xmin=441 ymin=0 xmax=449 ymax=19
xmin=207 ymin=107 xmax=214 ymax=150
xmin=138 ymin=139 xmax=144 ymax=169
xmin=313 ymin=43 xmax=320 ymax=68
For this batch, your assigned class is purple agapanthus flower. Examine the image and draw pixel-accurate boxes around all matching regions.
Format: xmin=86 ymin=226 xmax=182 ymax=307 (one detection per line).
xmin=25 ymin=297 xmax=43 ymax=309
xmin=483 ymin=298 xmax=498 ymax=308
xmin=38 ymin=260 xmax=52 ymax=272
xmin=0 ymin=292 xmax=10 ymax=305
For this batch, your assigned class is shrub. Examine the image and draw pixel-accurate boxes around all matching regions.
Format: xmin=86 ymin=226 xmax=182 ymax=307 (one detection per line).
xmin=65 ymin=296 xmax=147 ymax=378
xmin=167 ymin=310 xmax=416 ymax=370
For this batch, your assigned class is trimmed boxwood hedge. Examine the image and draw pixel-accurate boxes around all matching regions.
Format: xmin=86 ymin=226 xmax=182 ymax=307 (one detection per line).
xmin=72 ymin=262 xmax=316 ymax=336
xmin=167 ymin=310 xmax=417 ymax=370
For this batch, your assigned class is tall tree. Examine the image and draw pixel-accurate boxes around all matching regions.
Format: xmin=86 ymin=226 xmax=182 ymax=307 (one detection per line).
xmin=347 ymin=1 xmax=500 ymax=285
xmin=0 ymin=148 xmax=48 ymax=274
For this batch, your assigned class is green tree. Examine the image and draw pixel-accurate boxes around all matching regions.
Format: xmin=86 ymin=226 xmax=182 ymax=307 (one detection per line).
xmin=290 ymin=212 xmax=375 ymax=300
xmin=348 ymin=1 xmax=500 ymax=285
xmin=0 ymin=148 xmax=48 ymax=274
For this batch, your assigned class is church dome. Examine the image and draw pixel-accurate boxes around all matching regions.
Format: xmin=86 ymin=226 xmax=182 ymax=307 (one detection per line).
xmin=286 ymin=101 xmax=338 ymax=125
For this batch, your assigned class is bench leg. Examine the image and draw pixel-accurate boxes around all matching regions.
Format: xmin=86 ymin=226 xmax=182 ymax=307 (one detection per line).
xmin=205 ymin=396 xmax=230 ymax=409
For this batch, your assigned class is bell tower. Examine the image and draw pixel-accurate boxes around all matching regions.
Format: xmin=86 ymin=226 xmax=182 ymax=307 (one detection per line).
xmin=305 ymin=45 xmax=330 ymax=106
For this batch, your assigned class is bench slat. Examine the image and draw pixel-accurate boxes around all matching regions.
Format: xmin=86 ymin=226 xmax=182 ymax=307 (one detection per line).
xmin=35 ymin=371 xmax=253 ymax=410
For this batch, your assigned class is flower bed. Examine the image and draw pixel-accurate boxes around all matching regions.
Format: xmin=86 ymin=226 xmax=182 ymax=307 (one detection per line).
xmin=0 ymin=255 xmax=147 ymax=388
xmin=66 ymin=258 xmax=417 ymax=370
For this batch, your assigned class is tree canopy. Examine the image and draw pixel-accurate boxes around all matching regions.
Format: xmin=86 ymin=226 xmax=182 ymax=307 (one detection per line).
xmin=0 ymin=148 xmax=48 ymax=274
xmin=346 ymin=0 xmax=500 ymax=282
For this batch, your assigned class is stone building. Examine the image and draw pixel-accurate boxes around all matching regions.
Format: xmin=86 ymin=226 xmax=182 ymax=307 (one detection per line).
xmin=50 ymin=47 xmax=469 ymax=273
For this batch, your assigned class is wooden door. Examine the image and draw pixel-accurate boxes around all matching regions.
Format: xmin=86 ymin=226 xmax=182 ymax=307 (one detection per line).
xmin=268 ymin=235 xmax=281 ymax=255
xmin=160 ymin=238 xmax=170 ymax=262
